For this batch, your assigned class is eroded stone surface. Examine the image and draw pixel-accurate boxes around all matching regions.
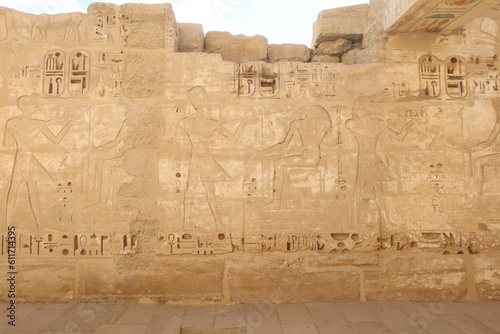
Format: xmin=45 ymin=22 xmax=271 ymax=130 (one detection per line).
xmin=229 ymin=256 xmax=361 ymax=303
xmin=312 ymin=4 xmax=370 ymax=48
xmin=205 ymin=31 xmax=268 ymax=62
xmin=178 ymin=23 xmax=205 ymax=52
xmin=342 ymin=48 xmax=361 ymax=65
xmin=79 ymin=257 xmax=226 ymax=302
xmin=311 ymin=54 xmax=341 ymax=63
xmin=268 ymin=44 xmax=312 ymax=62
xmin=364 ymin=255 xmax=468 ymax=302
xmin=316 ymin=39 xmax=353 ymax=57
xmin=474 ymin=255 xmax=500 ymax=300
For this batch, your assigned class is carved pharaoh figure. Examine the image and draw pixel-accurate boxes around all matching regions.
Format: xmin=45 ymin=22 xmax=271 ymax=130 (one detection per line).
xmin=346 ymin=101 xmax=413 ymax=231
xmin=177 ymin=86 xmax=258 ymax=230
xmin=3 ymin=96 xmax=73 ymax=231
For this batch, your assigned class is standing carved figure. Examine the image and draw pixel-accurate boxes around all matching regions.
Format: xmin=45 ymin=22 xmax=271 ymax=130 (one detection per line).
xmin=3 ymin=96 xmax=73 ymax=231
xmin=346 ymin=102 xmax=412 ymax=231
xmin=177 ymin=86 xmax=257 ymax=230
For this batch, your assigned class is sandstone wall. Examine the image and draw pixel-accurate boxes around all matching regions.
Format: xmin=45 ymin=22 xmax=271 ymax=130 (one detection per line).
xmin=0 ymin=2 xmax=499 ymax=303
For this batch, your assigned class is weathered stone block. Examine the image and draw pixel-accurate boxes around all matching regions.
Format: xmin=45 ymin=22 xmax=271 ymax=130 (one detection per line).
xmin=267 ymin=44 xmax=311 ymax=62
xmin=306 ymin=254 xmax=379 ymax=267
xmin=364 ymin=255 xmax=467 ymax=302
xmin=342 ymin=48 xmax=360 ymax=65
xmin=312 ymin=4 xmax=370 ymax=48
xmin=79 ymin=258 xmax=225 ymax=302
xmin=205 ymin=31 xmax=267 ymax=63
xmin=311 ymin=55 xmax=341 ymax=63
xmin=178 ymin=23 xmax=205 ymax=52
xmin=229 ymin=255 xmax=360 ymax=303
xmin=0 ymin=260 xmax=75 ymax=302
xmin=123 ymin=52 xmax=168 ymax=97
xmin=473 ymin=254 xmax=500 ymax=300
xmin=355 ymin=40 xmax=385 ymax=64
xmin=316 ymin=38 xmax=353 ymax=57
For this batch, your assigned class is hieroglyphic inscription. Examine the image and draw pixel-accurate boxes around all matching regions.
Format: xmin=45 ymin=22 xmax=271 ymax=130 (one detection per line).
xmin=236 ymin=63 xmax=340 ymax=99
xmin=383 ymin=81 xmax=412 ymax=98
xmin=92 ymin=5 xmax=117 ymax=44
xmin=156 ymin=232 xmax=238 ymax=255
xmin=117 ymin=10 xmax=140 ymax=43
xmin=69 ymin=51 xmax=90 ymax=96
xmin=95 ymin=50 xmax=123 ymax=98
xmin=445 ymin=56 xmax=467 ymax=99
xmin=44 ymin=51 xmax=65 ymax=96
xmin=419 ymin=54 xmax=468 ymax=99
xmin=470 ymin=71 xmax=499 ymax=99
xmin=0 ymin=233 xmax=137 ymax=257
xmin=419 ymin=55 xmax=441 ymax=97
xmin=43 ymin=50 xmax=90 ymax=97
xmin=430 ymin=163 xmax=445 ymax=215
xmin=377 ymin=231 xmax=499 ymax=254
xmin=3 ymin=231 xmax=497 ymax=257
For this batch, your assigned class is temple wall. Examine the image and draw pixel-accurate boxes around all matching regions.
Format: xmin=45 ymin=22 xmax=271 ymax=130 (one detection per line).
xmin=0 ymin=2 xmax=499 ymax=303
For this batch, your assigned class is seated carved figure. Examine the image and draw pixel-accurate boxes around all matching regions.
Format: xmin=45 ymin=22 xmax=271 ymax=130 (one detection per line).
xmin=467 ymin=98 xmax=500 ymax=207
xmin=263 ymin=105 xmax=332 ymax=206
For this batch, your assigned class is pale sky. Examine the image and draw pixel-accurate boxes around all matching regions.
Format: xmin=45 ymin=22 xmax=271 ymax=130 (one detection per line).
xmin=0 ymin=0 xmax=369 ymax=46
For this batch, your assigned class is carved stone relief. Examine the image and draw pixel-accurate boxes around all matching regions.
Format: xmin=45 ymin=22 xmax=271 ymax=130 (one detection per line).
xmin=1 ymin=56 xmax=499 ymax=246
xmin=419 ymin=55 xmax=442 ymax=97
xmin=0 ymin=1 xmax=499 ymax=303
xmin=87 ymin=3 xmax=177 ymax=50
xmin=43 ymin=51 xmax=66 ymax=96
xmin=237 ymin=63 xmax=341 ymax=99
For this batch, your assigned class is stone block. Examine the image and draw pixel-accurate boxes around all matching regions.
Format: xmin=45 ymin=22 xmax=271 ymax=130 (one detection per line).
xmin=228 ymin=255 xmax=360 ymax=303
xmin=205 ymin=31 xmax=267 ymax=63
xmin=342 ymin=48 xmax=360 ymax=65
xmin=364 ymin=255 xmax=467 ymax=302
xmin=178 ymin=23 xmax=205 ymax=52
xmin=316 ymin=38 xmax=353 ymax=57
xmin=79 ymin=257 xmax=225 ymax=302
xmin=473 ymin=254 xmax=500 ymax=300
xmin=354 ymin=40 xmax=384 ymax=63
xmin=312 ymin=4 xmax=370 ymax=48
xmin=0 ymin=260 xmax=75 ymax=302
xmin=311 ymin=55 xmax=341 ymax=63
xmin=306 ymin=254 xmax=379 ymax=267
xmin=267 ymin=44 xmax=311 ymax=62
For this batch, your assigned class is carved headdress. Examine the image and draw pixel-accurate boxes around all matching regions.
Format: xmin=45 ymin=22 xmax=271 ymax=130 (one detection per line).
xmin=186 ymin=86 xmax=209 ymax=104
xmin=17 ymin=95 xmax=38 ymax=112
